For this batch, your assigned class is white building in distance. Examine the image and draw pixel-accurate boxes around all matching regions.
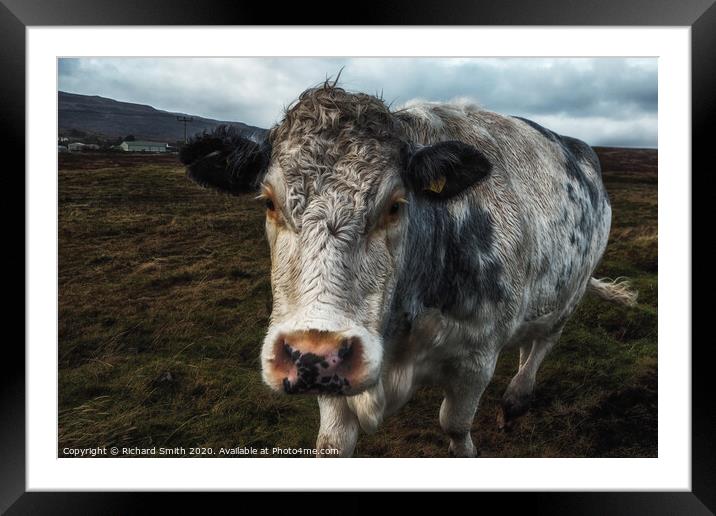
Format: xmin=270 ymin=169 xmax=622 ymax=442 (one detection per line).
xmin=120 ymin=140 xmax=168 ymax=153
xmin=67 ymin=142 xmax=100 ymax=152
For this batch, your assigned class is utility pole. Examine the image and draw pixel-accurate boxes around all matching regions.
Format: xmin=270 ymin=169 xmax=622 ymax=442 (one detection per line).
xmin=177 ymin=116 xmax=194 ymax=143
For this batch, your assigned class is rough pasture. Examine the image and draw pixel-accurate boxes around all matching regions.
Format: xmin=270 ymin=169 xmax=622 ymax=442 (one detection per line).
xmin=58 ymin=147 xmax=657 ymax=457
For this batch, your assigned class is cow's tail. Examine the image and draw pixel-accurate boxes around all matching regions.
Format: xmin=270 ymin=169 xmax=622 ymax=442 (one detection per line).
xmin=587 ymin=277 xmax=638 ymax=307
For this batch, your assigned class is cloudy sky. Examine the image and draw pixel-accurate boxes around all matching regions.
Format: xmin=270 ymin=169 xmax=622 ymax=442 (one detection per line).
xmin=58 ymin=57 xmax=657 ymax=148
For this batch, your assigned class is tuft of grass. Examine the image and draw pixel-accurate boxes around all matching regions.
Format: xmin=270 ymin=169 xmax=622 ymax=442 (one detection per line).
xmin=59 ymin=149 xmax=657 ymax=457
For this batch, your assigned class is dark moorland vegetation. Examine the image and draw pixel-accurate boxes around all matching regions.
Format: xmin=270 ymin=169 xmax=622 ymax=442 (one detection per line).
xmin=58 ymin=147 xmax=657 ymax=457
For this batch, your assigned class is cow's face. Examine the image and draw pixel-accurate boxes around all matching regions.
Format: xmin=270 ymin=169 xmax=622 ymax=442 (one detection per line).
xmin=258 ymin=133 xmax=410 ymax=396
xmin=180 ymin=85 xmax=491 ymax=397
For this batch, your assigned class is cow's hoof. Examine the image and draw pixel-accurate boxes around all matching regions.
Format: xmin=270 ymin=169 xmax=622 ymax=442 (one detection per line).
xmin=448 ymin=442 xmax=479 ymax=458
xmin=316 ymin=448 xmax=342 ymax=458
xmin=497 ymin=397 xmax=532 ymax=431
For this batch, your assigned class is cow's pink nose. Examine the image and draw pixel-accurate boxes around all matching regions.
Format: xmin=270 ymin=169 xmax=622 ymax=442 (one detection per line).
xmin=269 ymin=330 xmax=364 ymax=394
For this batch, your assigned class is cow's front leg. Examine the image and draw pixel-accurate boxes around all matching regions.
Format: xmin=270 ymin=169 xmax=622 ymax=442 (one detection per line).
xmin=315 ymin=395 xmax=360 ymax=458
xmin=439 ymin=354 xmax=498 ymax=457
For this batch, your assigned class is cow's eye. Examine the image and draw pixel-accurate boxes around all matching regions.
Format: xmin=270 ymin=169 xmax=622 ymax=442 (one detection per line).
xmin=378 ymin=194 xmax=406 ymax=229
xmin=265 ymin=198 xmax=275 ymax=211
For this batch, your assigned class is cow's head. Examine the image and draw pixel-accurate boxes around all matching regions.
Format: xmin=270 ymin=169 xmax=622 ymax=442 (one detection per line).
xmin=180 ymin=84 xmax=491 ymax=397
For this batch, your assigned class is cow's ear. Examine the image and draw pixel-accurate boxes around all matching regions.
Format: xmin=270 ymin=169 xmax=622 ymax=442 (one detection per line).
xmin=403 ymin=140 xmax=491 ymax=199
xmin=179 ymin=126 xmax=271 ymax=195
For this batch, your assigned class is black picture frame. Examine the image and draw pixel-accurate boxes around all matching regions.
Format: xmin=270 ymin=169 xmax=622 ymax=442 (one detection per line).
xmin=3 ymin=0 xmax=711 ymax=513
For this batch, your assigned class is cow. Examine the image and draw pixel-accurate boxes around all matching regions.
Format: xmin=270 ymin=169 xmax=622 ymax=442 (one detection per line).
xmin=179 ymin=81 xmax=637 ymax=457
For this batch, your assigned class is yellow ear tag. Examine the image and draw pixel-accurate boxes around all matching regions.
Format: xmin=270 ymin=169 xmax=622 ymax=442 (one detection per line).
xmin=427 ymin=176 xmax=447 ymax=194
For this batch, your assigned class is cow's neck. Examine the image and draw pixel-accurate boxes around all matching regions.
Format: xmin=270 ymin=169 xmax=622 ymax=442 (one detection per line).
xmin=396 ymin=197 xmax=495 ymax=321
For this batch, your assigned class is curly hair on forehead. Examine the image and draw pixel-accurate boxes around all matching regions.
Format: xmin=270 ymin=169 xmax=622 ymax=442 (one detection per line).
xmin=269 ymin=81 xmax=404 ymax=145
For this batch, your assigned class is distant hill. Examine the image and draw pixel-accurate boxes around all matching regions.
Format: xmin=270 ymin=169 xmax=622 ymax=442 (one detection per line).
xmin=592 ymin=146 xmax=657 ymax=175
xmin=58 ymin=91 xmax=267 ymax=143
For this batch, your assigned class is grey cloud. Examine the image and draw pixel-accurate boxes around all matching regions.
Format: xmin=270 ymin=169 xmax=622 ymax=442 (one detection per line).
xmin=58 ymin=57 xmax=657 ymax=147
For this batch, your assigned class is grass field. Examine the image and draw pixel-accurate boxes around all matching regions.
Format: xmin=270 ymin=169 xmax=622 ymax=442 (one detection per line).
xmin=58 ymin=147 xmax=657 ymax=458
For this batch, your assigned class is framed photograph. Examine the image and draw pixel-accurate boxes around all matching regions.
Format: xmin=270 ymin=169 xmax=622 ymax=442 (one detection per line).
xmin=4 ymin=0 xmax=711 ymax=512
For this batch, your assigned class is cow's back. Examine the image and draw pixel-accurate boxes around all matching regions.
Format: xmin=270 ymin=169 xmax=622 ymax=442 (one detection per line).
xmin=396 ymin=102 xmax=611 ymax=330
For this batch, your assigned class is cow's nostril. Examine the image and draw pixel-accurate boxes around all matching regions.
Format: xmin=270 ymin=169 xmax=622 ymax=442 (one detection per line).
xmin=338 ymin=338 xmax=353 ymax=360
xmin=281 ymin=341 xmax=301 ymax=363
